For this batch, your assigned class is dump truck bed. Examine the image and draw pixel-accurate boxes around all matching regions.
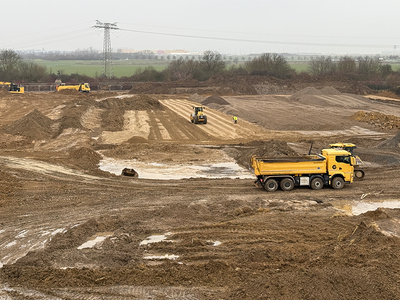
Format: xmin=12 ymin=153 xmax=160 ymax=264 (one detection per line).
xmin=251 ymin=154 xmax=327 ymax=176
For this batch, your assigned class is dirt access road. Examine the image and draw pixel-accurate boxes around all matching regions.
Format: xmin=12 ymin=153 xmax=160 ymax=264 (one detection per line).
xmin=1 ymin=87 xmax=400 ymax=299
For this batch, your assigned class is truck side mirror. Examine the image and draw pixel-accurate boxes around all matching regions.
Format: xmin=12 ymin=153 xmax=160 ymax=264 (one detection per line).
xmin=350 ymin=157 xmax=356 ymax=166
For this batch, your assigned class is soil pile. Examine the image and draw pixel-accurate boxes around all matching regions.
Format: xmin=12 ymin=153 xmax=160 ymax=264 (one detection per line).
xmin=99 ymin=96 xmax=164 ymax=111
xmin=227 ymin=139 xmax=299 ymax=168
xmin=321 ymin=86 xmax=341 ymax=95
xmin=376 ymin=131 xmax=400 ymax=148
xmin=289 ymin=87 xmax=324 ymax=102
xmin=188 ymin=93 xmax=206 ymax=103
xmin=1 ymin=109 xmax=55 ymax=140
xmin=56 ymin=89 xmax=83 ymax=96
xmin=0 ymin=89 xmax=9 ymax=96
xmin=99 ymin=96 xmax=164 ymax=131
xmin=352 ymin=111 xmax=400 ymax=130
xmin=202 ymin=95 xmax=230 ymax=105
xmin=68 ymin=147 xmax=102 ymax=170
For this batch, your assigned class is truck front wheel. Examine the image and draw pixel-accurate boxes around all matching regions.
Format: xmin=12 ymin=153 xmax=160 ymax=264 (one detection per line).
xmin=280 ymin=178 xmax=294 ymax=191
xmin=310 ymin=177 xmax=324 ymax=190
xmin=331 ymin=177 xmax=345 ymax=189
xmin=264 ymin=179 xmax=278 ymax=192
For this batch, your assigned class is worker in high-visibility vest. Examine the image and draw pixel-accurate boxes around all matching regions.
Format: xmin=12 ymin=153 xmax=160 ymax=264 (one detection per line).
xmin=233 ymin=116 xmax=238 ymax=124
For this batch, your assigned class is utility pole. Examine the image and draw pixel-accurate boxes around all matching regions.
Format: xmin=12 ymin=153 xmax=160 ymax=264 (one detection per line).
xmin=93 ymin=20 xmax=119 ymax=78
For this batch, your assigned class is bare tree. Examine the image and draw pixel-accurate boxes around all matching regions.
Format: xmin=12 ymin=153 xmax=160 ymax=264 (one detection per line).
xmin=337 ymin=56 xmax=356 ymax=74
xmin=0 ymin=49 xmax=21 ymax=80
xmin=200 ymin=50 xmax=226 ymax=76
xmin=357 ymin=56 xmax=381 ymax=77
xmin=245 ymin=53 xmax=293 ymax=78
xmin=308 ymin=56 xmax=336 ymax=76
xmin=166 ymin=57 xmax=199 ymax=81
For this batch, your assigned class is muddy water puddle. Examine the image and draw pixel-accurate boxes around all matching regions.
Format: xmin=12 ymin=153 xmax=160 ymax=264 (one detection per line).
xmin=333 ymin=199 xmax=400 ymax=215
xmin=99 ymin=158 xmax=254 ymax=180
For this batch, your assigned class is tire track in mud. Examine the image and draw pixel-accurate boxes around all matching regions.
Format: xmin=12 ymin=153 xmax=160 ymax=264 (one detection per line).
xmin=0 ymin=284 xmax=221 ymax=299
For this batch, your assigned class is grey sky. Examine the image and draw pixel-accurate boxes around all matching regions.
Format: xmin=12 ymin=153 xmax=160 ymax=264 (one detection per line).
xmin=3 ymin=0 xmax=400 ymax=55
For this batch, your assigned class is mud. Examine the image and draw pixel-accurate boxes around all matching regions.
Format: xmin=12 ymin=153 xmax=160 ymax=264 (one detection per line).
xmin=1 ymin=84 xmax=400 ymax=299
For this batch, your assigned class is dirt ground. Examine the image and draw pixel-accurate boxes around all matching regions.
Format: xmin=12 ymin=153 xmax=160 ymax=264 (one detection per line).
xmin=1 ymin=81 xmax=400 ymax=299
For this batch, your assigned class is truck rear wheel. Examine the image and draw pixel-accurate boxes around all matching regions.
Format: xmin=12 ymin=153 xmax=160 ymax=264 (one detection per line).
xmin=264 ymin=179 xmax=278 ymax=192
xmin=331 ymin=177 xmax=345 ymax=189
xmin=310 ymin=177 xmax=324 ymax=190
xmin=280 ymin=178 xmax=294 ymax=191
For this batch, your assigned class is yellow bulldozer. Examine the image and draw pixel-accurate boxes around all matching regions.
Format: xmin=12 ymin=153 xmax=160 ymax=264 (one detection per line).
xmin=0 ymin=82 xmax=24 ymax=94
xmin=190 ymin=106 xmax=207 ymax=124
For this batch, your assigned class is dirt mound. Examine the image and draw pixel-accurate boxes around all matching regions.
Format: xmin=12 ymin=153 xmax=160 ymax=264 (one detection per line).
xmin=2 ymin=109 xmax=55 ymax=140
xmin=351 ymin=111 xmax=400 ymax=130
xmin=202 ymin=95 xmax=230 ymax=106
xmin=125 ymin=136 xmax=148 ymax=143
xmin=290 ymin=86 xmax=323 ymax=100
xmin=56 ymin=115 xmax=84 ymax=134
xmin=0 ymin=89 xmax=9 ymax=96
xmin=68 ymin=147 xmax=102 ymax=170
xmin=188 ymin=93 xmax=206 ymax=103
xmin=288 ymin=86 xmax=342 ymax=106
xmin=321 ymin=86 xmax=341 ymax=95
xmin=376 ymin=131 xmax=400 ymax=148
xmin=226 ymin=139 xmax=299 ymax=168
xmin=99 ymin=95 xmax=164 ymax=111
xmin=56 ymin=89 xmax=83 ymax=95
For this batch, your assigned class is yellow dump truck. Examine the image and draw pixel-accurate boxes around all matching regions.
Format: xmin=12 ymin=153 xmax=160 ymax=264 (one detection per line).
xmin=0 ymin=82 xmax=24 ymax=93
xmin=56 ymin=82 xmax=90 ymax=93
xmin=251 ymin=148 xmax=355 ymax=192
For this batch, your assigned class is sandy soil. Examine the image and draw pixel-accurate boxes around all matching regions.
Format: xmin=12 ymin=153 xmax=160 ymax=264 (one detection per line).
xmin=1 ymin=85 xmax=400 ymax=299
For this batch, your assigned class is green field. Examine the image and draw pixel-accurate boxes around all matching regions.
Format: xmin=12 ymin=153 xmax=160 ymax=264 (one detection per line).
xmin=36 ymin=59 xmax=399 ymax=78
xmin=34 ymin=59 xmax=169 ymax=77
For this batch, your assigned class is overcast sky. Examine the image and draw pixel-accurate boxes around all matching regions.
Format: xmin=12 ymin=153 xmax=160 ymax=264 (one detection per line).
xmin=2 ymin=0 xmax=400 ymax=55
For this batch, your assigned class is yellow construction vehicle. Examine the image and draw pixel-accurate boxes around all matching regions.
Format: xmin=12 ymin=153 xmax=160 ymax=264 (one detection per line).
xmin=190 ymin=106 xmax=207 ymax=124
xmin=329 ymin=143 xmax=364 ymax=179
xmin=251 ymin=148 xmax=355 ymax=192
xmin=56 ymin=82 xmax=90 ymax=93
xmin=0 ymin=82 xmax=24 ymax=94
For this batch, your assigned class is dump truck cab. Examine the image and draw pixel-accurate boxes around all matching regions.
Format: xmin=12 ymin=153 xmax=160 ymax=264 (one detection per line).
xmin=330 ymin=142 xmax=364 ymax=178
xmin=321 ymin=148 xmax=354 ymax=185
xmin=190 ymin=106 xmax=207 ymax=124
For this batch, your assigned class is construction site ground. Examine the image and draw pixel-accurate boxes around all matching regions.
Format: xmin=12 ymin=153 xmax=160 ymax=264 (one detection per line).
xmin=1 ymin=83 xmax=400 ymax=299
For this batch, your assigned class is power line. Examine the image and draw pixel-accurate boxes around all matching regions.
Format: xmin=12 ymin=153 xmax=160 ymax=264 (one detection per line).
xmin=93 ymin=21 xmax=119 ymax=78
xmin=120 ymin=27 xmax=398 ymax=50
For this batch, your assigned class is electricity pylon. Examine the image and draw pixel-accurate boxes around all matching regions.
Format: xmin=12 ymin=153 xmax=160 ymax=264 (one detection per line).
xmin=93 ymin=20 xmax=119 ymax=78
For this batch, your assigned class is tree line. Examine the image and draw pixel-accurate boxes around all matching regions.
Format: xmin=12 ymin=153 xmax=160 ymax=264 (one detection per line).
xmin=1 ymin=49 xmax=400 ymax=91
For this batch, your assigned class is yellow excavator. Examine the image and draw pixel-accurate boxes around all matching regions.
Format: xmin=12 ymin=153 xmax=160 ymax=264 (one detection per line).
xmin=0 ymin=82 xmax=24 ymax=94
xmin=190 ymin=106 xmax=207 ymax=124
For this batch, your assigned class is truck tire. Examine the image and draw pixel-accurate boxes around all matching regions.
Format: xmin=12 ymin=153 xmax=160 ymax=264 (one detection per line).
xmin=194 ymin=115 xmax=199 ymax=124
xmin=280 ymin=178 xmax=294 ymax=191
xmin=264 ymin=179 xmax=278 ymax=192
xmin=203 ymin=115 xmax=207 ymax=124
xmin=310 ymin=177 xmax=324 ymax=190
xmin=331 ymin=177 xmax=345 ymax=189
xmin=354 ymin=169 xmax=365 ymax=179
